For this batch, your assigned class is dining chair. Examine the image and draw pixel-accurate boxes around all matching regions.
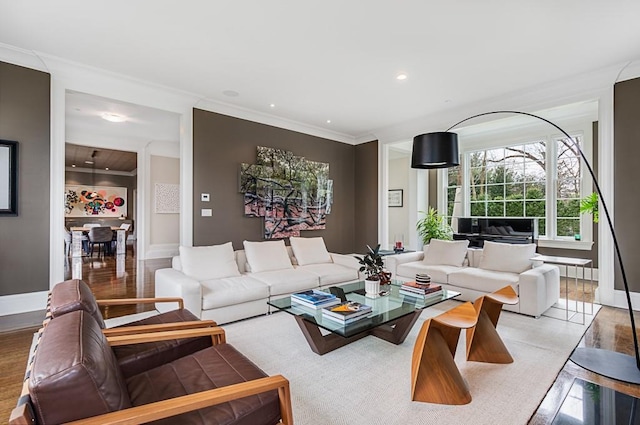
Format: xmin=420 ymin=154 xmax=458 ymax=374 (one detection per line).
xmin=88 ymin=226 xmax=114 ymax=258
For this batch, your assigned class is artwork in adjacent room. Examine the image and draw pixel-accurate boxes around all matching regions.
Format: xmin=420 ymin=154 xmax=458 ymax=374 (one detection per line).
xmin=64 ymin=185 xmax=127 ymax=217
xmin=240 ymin=146 xmax=333 ymax=239
xmin=155 ymin=183 xmax=180 ymax=213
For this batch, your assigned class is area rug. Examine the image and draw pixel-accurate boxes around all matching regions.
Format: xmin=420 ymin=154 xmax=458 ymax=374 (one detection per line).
xmin=224 ymin=300 xmax=596 ymax=425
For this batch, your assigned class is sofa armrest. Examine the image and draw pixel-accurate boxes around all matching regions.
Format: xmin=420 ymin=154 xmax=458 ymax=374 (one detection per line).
xmin=518 ymin=264 xmax=560 ymax=317
xmin=155 ymin=268 xmax=203 ymax=318
xmin=383 ymin=251 xmax=424 ymax=276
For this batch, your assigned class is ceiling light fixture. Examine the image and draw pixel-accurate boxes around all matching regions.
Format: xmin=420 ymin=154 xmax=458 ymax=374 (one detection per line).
xmin=269 ymin=103 xmax=276 ymax=108
xmin=326 ymin=120 xmax=331 ymax=124
xmin=101 ymin=112 xmax=127 ymax=123
xmin=396 ymin=73 xmax=408 ymax=81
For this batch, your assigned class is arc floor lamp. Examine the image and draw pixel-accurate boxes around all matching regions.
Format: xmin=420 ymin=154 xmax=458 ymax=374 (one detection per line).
xmin=412 ymin=110 xmax=640 ymax=384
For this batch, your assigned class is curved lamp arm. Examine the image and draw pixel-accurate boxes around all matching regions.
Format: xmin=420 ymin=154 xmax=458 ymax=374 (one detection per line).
xmin=446 ymin=110 xmax=639 ymax=370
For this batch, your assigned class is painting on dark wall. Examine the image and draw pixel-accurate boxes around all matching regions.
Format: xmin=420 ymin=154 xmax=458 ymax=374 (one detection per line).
xmin=240 ymin=146 xmax=333 ymax=239
xmin=0 ymin=140 xmax=18 ymax=216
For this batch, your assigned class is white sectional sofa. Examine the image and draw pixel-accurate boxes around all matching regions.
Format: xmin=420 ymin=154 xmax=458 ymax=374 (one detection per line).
xmin=155 ymin=238 xmax=361 ymax=324
xmin=384 ymin=240 xmax=560 ymax=317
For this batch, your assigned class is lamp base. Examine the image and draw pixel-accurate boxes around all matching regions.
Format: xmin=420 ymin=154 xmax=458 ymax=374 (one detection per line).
xmin=570 ymin=347 xmax=640 ymax=384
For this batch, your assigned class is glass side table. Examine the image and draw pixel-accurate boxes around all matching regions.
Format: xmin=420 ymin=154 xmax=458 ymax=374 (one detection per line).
xmin=531 ymin=255 xmax=594 ymax=324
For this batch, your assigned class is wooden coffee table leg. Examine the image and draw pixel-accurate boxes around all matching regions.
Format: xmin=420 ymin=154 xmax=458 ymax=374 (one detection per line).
xmin=293 ymin=316 xmax=367 ymax=355
xmin=369 ymin=310 xmax=421 ymax=344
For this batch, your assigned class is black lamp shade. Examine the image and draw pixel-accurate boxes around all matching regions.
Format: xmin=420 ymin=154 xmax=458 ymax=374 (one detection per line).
xmin=411 ymin=132 xmax=459 ymax=169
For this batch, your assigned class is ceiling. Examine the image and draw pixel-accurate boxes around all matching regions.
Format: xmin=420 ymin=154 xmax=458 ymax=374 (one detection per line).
xmin=2 ymin=1 xmax=640 ymax=140
xmin=66 ymin=143 xmax=138 ymax=173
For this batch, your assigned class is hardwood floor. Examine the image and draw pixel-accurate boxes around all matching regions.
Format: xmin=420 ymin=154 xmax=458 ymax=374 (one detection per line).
xmin=1 ymin=254 xmax=639 ymax=424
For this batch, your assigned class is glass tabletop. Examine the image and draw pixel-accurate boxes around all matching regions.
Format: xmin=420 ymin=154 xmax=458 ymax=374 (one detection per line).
xmin=268 ymin=280 xmax=460 ymax=338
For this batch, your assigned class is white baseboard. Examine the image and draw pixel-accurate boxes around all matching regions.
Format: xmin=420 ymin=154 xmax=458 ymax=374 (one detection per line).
xmin=613 ymin=289 xmax=640 ymax=312
xmin=145 ymin=243 xmax=179 ymax=259
xmin=0 ymin=291 xmax=48 ymax=316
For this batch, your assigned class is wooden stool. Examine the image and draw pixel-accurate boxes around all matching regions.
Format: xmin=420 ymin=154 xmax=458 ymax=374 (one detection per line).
xmin=466 ymin=285 xmax=519 ymax=364
xmin=411 ymin=301 xmax=478 ymax=405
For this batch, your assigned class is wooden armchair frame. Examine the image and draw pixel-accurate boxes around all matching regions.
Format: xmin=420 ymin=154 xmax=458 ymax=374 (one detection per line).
xmin=10 ymin=327 xmax=293 ymax=425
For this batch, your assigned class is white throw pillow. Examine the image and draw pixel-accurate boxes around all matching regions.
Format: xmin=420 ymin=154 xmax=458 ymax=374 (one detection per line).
xmin=179 ymin=242 xmax=241 ymax=281
xmin=243 ymin=240 xmax=293 ymax=273
xmin=423 ymin=239 xmax=469 ymax=267
xmin=478 ymin=241 xmax=537 ymax=274
xmin=289 ymin=237 xmax=332 ymax=266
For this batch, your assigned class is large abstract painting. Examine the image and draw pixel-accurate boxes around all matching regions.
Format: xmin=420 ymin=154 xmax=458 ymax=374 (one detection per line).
xmin=65 ymin=185 xmax=127 ymax=217
xmin=240 ymin=146 xmax=333 ymax=239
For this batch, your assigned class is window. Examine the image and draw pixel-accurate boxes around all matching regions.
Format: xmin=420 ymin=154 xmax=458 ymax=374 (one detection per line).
xmin=445 ymin=134 xmax=585 ymax=243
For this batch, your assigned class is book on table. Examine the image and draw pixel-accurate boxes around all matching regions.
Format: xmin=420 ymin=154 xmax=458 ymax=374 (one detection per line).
xmin=399 ymin=288 xmax=444 ymax=300
xmin=321 ymin=301 xmax=372 ymax=322
xmin=401 ymin=281 xmax=442 ymax=294
xmin=291 ymin=290 xmax=340 ymax=309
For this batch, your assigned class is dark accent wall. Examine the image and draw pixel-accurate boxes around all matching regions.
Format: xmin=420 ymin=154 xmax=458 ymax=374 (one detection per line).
xmin=614 ymin=77 xmax=640 ymax=291
xmin=0 ymin=62 xmax=50 ymax=296
xmin=538 ymin=121 xmax=599 ymax=267
xmin=192 ymin=109 xmax=376 ymax=254
xmin=354 ymin=141 xmax=379 ymax=252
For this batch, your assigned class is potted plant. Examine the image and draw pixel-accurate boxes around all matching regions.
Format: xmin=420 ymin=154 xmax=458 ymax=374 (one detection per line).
xmin=354 ymin=244 xmax=389 ymax=296
xmin=416 ymin=207 xmax=453 ymax=244
xmin=580 ymin=192 xmax=599 ymax=223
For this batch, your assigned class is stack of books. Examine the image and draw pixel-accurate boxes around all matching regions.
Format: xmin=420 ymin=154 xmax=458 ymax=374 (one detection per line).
xmin=399 ymin=280 xmax=443 ymax=300
xmin=322 ymin=301 xmax=372 ymax=325
xmin=291 ymin=290 xmax=341 ymax=310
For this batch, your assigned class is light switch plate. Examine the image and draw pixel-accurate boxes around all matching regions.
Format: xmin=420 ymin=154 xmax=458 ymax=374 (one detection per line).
xmin=201 ymin=193 xmax=210 ymax=202
xmin=201 ymin=208 xmax=212 ymax=217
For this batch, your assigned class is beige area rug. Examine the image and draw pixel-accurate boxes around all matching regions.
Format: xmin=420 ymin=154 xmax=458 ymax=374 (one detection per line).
xmin=224 ymin=300 xmax=596 ymax=425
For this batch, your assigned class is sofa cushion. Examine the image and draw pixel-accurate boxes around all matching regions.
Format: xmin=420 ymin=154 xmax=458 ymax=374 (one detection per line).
xmin=448 ymin=267 xmax=519 ymax=293
xmin=50 ymin=278 xmax=106 ymax=328
xmin=127 ymin=343 xmax=281 ymax=425
xmin=201 ymin=275 xmax=270 ymax=310
xmin=423 ymin=239 xmax=470 ymax=267
xmin=397 ymin=262 xmax=463 ymax=284
xmin=478 ymin=241 xmax=536 ymax=274
xmin=30 ymin=310 xmax=131 ymax=425
xmin=250 ymin=268 xmax=319 ymax=295
xmin=300 ymin=263 xmax=359 ymax=286
xmin=289 ymin=236 xmax=332 ymax=266
xmin=244 ymin=240 xmax=293 ymax=273
xmin=179 ymin=243 xmax=241 ymax=281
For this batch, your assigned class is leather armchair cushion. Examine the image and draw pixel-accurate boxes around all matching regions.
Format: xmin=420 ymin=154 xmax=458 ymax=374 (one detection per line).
xmin=50 ymin=278 xmax=106 ymax=328
xmin=127 ymin=343 xmax=281 ymax=425
xmin=30 ymin=310 xmax=131 ymax=425
xmin=113 ymin=308 xmax=212 ymax=378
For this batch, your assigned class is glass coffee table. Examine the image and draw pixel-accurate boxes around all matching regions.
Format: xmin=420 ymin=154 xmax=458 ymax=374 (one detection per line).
xmin=268 ymin=280 xmax=460 ymax=355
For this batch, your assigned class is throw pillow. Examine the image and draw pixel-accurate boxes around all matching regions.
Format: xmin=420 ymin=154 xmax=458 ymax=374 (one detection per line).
xmin=179 ymin=242 xmax=241 ymax=281
xmin=243 ymin=240 xmax=293 ymax=273
xmin=478 ymin=241 xmax=536 ymax=274
xmin=289 ymin=236 xmax=332 ymax=266
xmin=423 ymin=239 xmax=469 ymax=267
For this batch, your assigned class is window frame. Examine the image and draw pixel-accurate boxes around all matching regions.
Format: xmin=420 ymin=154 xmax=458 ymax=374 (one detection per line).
xmin=440 ymin=120 xmax=594 ymax=250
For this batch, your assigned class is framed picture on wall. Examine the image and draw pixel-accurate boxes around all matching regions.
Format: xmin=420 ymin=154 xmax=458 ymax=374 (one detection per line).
xmin=0 ymin=140 xmax=18 ymax=216
xmin=388 ymin=189 xmax=403 ymax=207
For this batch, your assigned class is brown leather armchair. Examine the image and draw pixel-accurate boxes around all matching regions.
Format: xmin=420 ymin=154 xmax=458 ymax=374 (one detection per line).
xmin=49 ymin=279 xmax=216 ymax=377
xmin=10 ymin=310 xmax=293 ymax=425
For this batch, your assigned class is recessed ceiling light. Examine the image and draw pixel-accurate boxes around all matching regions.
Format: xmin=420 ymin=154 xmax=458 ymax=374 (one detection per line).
xmin=105 ymin=167 xmax=109 ymax=171
xmin=101 ymin=112 xmax=127 ymax=123
xmin=84 ymin=160 xmax=94 ymax=165
xmin=223 ymin=90 xmax=240 ymax=97
xmin=269 ymin=103 xmax=276 ymax=108
xmin=396 ymin=73 xmax=408 ymax=81
xmin=326 ymin=120 xmax=331 ymax=124
xmin=71 ymin=164 xmax=76 ymax=167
